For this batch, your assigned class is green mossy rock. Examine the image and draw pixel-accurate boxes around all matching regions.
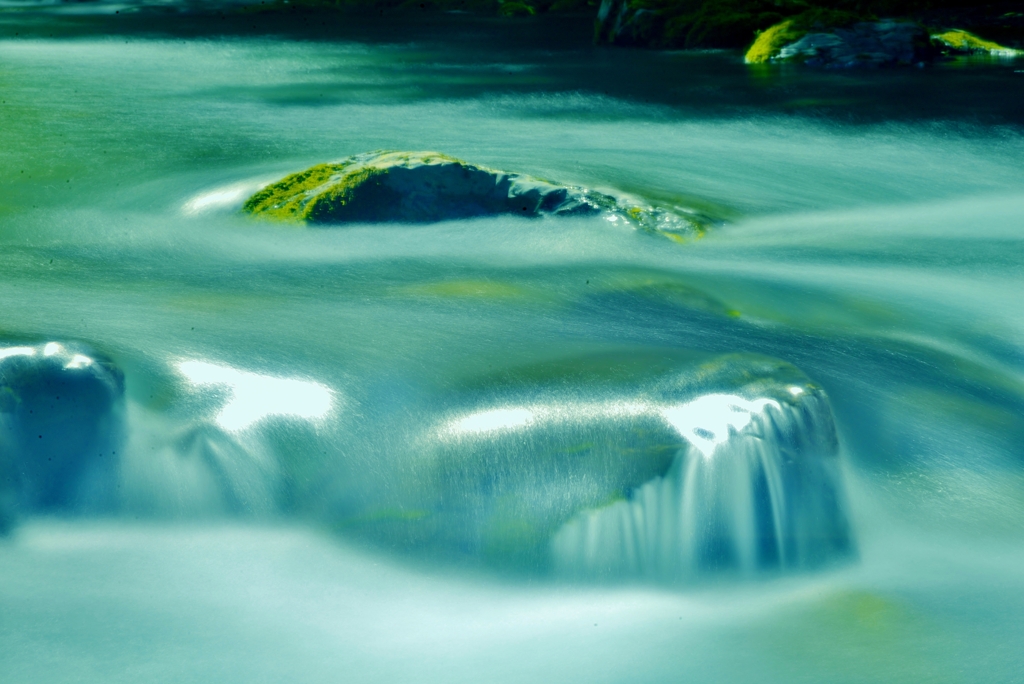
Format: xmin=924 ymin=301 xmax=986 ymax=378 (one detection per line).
xmin=745 ymin=17 xmax=940 ymax=67
xmin=932 ymin=30 xmax=1019 ymax=56
xmin=244 ymin=150 xmax=610 ymax=223
xmin=744 ymin=18 xmax=801 ymax=63
xmin=243 ymin=150 xmax=710 ymax=240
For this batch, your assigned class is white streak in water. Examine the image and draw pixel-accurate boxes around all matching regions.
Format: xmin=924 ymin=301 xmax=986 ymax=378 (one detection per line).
xmin=181 ymin=180 xmax=270 ymax=216
xmin=178 ymin=360 xmax=334 ymax=432
xmin=454 ymin=408 xmax=535 ymax=434
xmin=0 ymin=346 xmax=36 ymax=361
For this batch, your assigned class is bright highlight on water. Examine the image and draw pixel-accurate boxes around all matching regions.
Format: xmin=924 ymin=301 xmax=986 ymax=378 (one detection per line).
xmin=178 ymin=360 xmax=335 ymax=432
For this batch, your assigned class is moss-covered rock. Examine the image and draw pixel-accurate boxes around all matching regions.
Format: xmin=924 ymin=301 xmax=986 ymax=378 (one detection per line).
xmin=932 ymin=29 xmax=1019 ymax=56
xmin=594 ymin=1 xmax=1024 ymax=56
xmin=244 ymin=150 xmax=605 ymax=223
xmin=745 ymin=19 xmax=937 ymax=66
xmin=244 ymin=150 xmax=709 ymax=240
xmin=744 ymin=18 xmax=801 ymax=63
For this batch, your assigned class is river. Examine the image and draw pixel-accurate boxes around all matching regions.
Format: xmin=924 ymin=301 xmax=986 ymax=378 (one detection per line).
xmin=1 ymin=5 xmax=1023 ymax=682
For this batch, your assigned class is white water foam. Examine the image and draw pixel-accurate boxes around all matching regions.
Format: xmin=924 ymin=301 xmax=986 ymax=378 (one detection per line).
xmin=552 ymin=390 xmax=851 ymax=581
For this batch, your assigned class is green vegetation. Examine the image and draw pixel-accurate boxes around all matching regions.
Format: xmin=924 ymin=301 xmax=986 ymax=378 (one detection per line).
xmin=242 ymin=163 xmax=346 ymax=221
xmin=744 ymin=19 xmax=800 ymax=63
xmin=933 ymin=29 xmax=1017 ymax=54
xmin=243 ymin=151 xmax=466 ymax=222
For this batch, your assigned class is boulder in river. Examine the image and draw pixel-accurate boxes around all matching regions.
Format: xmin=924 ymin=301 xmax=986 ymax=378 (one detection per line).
xmin=337 ymin=352 xmax=854 ymax=580
xmin=243 ymin=150 xmax=707 ymax=240
xmin=0 ymin=342 xmax=125 ymax=531
xmin=746 ymin=19 xmax=936 ymax=67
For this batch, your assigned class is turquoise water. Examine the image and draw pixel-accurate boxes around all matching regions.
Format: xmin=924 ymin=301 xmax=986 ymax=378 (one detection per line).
xmin=2 ymin=10 xmax=1024 ymax=683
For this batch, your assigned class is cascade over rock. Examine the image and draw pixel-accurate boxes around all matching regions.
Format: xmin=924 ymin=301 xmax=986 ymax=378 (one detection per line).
xmin=0 ymin=342 xmax=125 ymax=531
xmin=338 ymin=353 xmax=854 ymax=581
xmin=243 ymin=150 xmax=706 ymax=239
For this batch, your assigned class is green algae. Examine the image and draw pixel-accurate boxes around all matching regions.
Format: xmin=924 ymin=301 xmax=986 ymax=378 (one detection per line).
xmin=242 ymin=150 xmax=474 ymax=223
xmin=242 ymin=163 xmax=347 ymax=221
xmin=933 ymin=30 xmax=1017 ymax=55
xmin=744 ymin=20 xmax=801 ymax=64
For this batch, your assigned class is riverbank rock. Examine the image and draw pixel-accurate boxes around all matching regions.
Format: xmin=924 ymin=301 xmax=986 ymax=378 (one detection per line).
xmin=244 ymin=150 xmax=707 ymax=240
xmin=0 ymin=342 xmax=125 ymax=531
xmin=746 ymin=19 xmax=935 ymax=67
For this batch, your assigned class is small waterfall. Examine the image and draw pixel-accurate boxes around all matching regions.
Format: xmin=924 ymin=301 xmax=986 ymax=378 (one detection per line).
xmin=550 ymin=389 xmax=852 ymax=581
xmin=344 ymin=353 xmax=855 ymax=580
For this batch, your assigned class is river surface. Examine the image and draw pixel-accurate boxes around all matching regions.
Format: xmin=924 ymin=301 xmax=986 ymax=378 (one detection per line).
xmin=1 ymin=5 xmax=1023 ymax=683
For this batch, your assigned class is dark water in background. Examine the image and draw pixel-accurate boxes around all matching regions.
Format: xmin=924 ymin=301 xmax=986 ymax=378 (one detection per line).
xmin=1 ymin=3 xmax=1024 ymax=682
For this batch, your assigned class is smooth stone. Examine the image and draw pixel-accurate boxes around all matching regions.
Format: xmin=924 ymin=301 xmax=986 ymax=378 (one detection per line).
xmin=335 ymin=352 xmax=853 ymax=579
xmin=0 ymin=341 xmax=125 ymax=529
xmin=243 ymin=150 xmax=706 ymax=239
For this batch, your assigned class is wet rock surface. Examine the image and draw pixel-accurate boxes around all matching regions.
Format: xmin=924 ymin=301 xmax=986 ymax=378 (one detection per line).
xmin=337 ymin=353 xmax=854 ymax=579
xmin=772 ymin=21 xmax=935 ymax=67
xmin=0 ymin=342 xmax=125 ymax=531
xmin=244 ymin=150 xmax=708 ymax=239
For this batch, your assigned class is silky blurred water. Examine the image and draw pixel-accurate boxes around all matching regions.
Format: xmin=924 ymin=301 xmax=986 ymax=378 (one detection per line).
xmin=1 ymin=9 xmax=1023 ymax=683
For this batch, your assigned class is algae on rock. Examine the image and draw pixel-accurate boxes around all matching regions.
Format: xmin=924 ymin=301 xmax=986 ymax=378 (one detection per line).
xmin=243 ymin=150 xmax=710 ymax=241
xmin=744 ymin=19 xmax=801 ymax=63
xmin=745 ymin=18 xmax=935 ymax=67
xmin=932 ymin=30 xmax=1019 ymax=56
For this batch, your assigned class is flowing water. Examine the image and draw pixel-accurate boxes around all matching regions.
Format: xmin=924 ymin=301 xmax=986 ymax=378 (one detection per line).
xmin=2 ymin=6 xmax=1024 ymax=682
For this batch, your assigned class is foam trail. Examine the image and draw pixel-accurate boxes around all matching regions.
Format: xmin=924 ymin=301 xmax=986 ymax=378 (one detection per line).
xmin=551 ymin=389 xmax=851 ymax=581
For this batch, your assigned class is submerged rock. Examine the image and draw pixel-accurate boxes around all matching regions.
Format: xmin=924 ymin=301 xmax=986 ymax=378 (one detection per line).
xmin=243 ymin=150 xmax=706 ymax=240
xmin=746 ymin=19 xmax=935 ymax=67
xmin=338 ymin=353 xmax=853 ymax=581
xmin=0 ymin=342 xmax=125 ymax=531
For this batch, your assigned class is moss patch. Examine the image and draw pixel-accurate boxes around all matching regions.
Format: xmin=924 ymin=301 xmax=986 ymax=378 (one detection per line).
xmin=242 ymin=163 xmax=345 ymax=222
xmin=933 ymin=30 xmax=1016 ymax=54
xmin=243 ymin=151 xmax=710 ymax=238
xmin=744 ymin=19 xmax=801 ymax=63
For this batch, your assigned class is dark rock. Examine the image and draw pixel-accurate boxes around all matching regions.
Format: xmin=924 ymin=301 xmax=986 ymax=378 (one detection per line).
xmin=0 ymin=341 xmax=125 ymax=529
xmin=243 ymin=150 xmax=709 ymax=240
xmin=595 ymin=0 xmax=663 ymax=47
xmin=775 ymin=20 xmax=936 ymax=67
